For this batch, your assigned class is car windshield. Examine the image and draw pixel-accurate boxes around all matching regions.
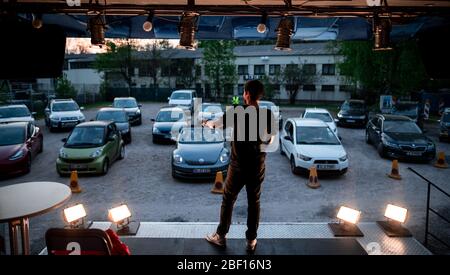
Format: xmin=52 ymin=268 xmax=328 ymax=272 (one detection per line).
xmin=304 ymin=112 xmax=333 ymax=123
xmin=202 ymin=105 xmax=222 ymax=113
xmin=0 ymin=107 xmax=30 ymax=118
xmin=296 ymin=126 xmax=340 ymax=145
xmin=65 ymin=127 xmax=105 ymax=148
xmin=52 ymin=102 xmax=79 ymax=112
xmin=342 ymin=102 xmax=365 ymax=111
xmin=259 ymin=102 xmax=278 ymax=111
xmin=392 ymin=104 xmax=418 ymax=117
xmin=443 ymin=113 xmax=450 ymax=122
xmin=0 ymin=127 xmax=25 ymax=146
xmin=171 ymin=92 xmax=191 ymax=100
xmin=97 ymin=111 xmax=128 ymax=123
xmin=383 ymin=121 xmax=422 ymax=134
xmin=179 ymin=128 xmax=224 ymax=144
xmin=156 ymin=110 xmax=184 ymax=122
xmin=113 ymin=99 xmax=137 ymax=108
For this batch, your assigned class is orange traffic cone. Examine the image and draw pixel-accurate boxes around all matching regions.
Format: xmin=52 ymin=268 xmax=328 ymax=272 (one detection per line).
xmin=69 ymin=170 xmax=82 ymax=193
xmin=434 ymin=152 xmax=448 ymax=169
xmin=306 ymin=166 xmax=320 ymax=189
xmin=211 ymin=171 xmax=224 ymax=194
xmin=387 ymin=159 xmax=402 ymax=180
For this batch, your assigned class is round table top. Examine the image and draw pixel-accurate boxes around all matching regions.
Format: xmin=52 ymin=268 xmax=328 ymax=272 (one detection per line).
xmin=0 ymin=181 xmax=71 ymax=222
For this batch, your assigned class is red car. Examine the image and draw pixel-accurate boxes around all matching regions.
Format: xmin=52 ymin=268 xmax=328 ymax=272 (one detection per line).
xmin=0 ymin=122 xmax=43 ymax=176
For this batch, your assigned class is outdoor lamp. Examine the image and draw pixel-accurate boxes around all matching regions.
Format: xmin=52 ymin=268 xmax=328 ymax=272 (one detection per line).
xmin=377 ymin=204 xmax=412 ymax=237
xmin=108 ymin=204 xmax=140 ymax=236
xmin=63 ymin=204 xmax=91 ymax=229
xmin=32 ymin=13 xmax=43 ymax=29
xmin=328 ymin=206 xmax=364 ymax=237
xmin=257 ymin=13 xmax=268 ymax=34
xmin=274 ymin=17 xmax=294 ymax=51
xmin=88 ymin=14 xmax=106 ymax=47
xmin=177 ymin=12 xmax=199 ymax=51
xmin=373 ymin=14 xmax=392 ymax=51
xmin=143 ymin=11 xmax=154 ymax=32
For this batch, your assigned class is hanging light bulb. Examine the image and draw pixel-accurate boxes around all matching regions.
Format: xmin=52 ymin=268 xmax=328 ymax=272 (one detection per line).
xmin=88 ymin=14 xmax=106 ymax=47
xmin=177 ymin=12 xmax=199 ymax=51
xmin=32 ymin=13 xmax=43 ymax=29
xmin=143 ymin=11 xmax=154 ymax=32
xmin=274 ymin=17 xmax=294 ymax=51
xmin=257 ymin=13 xmax=268 ymax=34
xmin=373 ymin=14 xmax=392 ymax=51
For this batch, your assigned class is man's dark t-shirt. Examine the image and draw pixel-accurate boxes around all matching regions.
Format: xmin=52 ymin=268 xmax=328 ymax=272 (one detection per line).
xmin=221 ymin=105 xmax=277 ymax=172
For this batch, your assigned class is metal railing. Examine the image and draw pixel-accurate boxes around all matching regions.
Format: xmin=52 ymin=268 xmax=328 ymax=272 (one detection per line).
xmin=408 ymin=167 xmax=450 ymax=249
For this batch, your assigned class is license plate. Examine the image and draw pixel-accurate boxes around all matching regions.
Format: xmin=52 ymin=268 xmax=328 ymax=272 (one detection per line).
xmin=317 ymin=164 xmax=336 ymax=170
xmin=406 ymin=151 xmax=422 ymax=156
xmin=63 ymin=122 xmax=76 ymax=127
xmin=193 ymin=169 xmax=211 ymax=173
xmin=347 ymin=119 xmax=355 ymax=123
xmin=70 ymin=164 xmax=87 ymax=170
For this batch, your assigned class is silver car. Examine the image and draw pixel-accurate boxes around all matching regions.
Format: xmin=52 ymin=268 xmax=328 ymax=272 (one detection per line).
xmin=0 ymin=104 xmax=36 ymax=124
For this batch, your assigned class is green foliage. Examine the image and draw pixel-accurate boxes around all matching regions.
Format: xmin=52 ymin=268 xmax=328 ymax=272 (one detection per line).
xmin=281 ymin=62 xmax=316 ymax=104
xmin=337 ymin=40 xmax=428 ymax=98
xmin=55 ymin=75 xmax=77 ymax=99
xmin=199 ymin=40 xmax=237 ymax=100
xmin=175 ymin=59 xmax=198 ymax=89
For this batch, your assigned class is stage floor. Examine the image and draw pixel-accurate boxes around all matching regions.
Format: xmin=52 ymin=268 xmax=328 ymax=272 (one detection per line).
xmin=40 ymin=222 xmax=431 ymax=255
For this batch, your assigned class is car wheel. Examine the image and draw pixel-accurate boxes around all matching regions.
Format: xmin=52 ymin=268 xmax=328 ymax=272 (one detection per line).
xmin=377 ymin=143 xmax=386 ymax=158
xmin=279 ymin=140 xmax=285 ymax=155
xmin=137 ymin=117 xmax=142 ymax=126
xmin=101 ymin=159 xmax=109 ymax=175
xmin=127 ymin=133 xmax=132 ymax=144
xmin=439 ymin=136 xmax=444 ymax=142
xmin=118 ymin=145 xmax=125 ymax=160
xmin=290 ymin=156 xmax=300 ymax=175
xmin=365 ymin=131 xmax=371 ymax=144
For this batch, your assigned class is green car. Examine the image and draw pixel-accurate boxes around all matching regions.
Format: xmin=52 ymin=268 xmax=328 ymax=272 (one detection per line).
xmin=56 ymin=121 xmax=125 ymax=176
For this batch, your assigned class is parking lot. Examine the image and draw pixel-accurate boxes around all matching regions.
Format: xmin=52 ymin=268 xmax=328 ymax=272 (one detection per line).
xmin=1 ymin=102 xmax=449 ymax=254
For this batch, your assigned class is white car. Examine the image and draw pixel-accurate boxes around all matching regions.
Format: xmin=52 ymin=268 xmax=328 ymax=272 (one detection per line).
xmin=197 ymin=103 xmax=223 ymax=124
xmin=0 ymin=104 xmax=36 ymax=124
xmin=168 ymin=90 xmax=196 ymax=109
xmin=259 ymin=100 xmax=283 ymax=130
xmin=280 ymin=118 xmax=348 ymax=175
xmin=45 ymin=99 xmax=85 ymax=131
xmin=302 ymin=108 xmax=339 ymax=136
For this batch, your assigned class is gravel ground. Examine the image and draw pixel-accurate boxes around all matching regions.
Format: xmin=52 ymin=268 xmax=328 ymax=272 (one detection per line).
xmin=1 ymin=102 xmax=449 ymax=254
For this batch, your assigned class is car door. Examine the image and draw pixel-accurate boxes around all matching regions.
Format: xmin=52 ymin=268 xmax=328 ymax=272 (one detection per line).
xmin=104 ymin=124 xmax=117 ymax=161
xmin=282 ymin=121 xmax=295 ymax=157
xmin=369 ymin=117 xmax=382 ymax=144
xmin=26 ymin=123 xmax=39 ymax=158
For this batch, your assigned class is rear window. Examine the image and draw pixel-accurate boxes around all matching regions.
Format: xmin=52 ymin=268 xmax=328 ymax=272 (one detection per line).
xmin=0 ymin=107 xmax=30 ymax=118
xmin=171 ymin=93 xmax=192 ymax=100
xmin=304 ymin=112 xmax=333 ymax=123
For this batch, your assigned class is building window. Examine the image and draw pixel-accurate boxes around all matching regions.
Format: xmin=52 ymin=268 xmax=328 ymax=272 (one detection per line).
xmin=269 ymin=64 xmax=280 ymax=75
xmin=254 ymin=65 xmax=265 ymax=75
xmin=195 ymin=65 xmax=202 ymax=77
xmin=303 ymin=64 xmax=316 ymax=75
xmin=321 ymin=85 xmax=335 ymax=92
xmin=70 ymin=61 xmax=94 ymax=70
xmin=322 ymin=64 xmax=335 ymax=75
xmin=285 ymin=64 xmax=298 ymax=70
xmin=303 ymin=85 xmax=316 ymax=91
xmin=339 ymin=85 xmax=354 ymax=92
xmin=238 ymin=84 xmax=244 ymax=95
xmin=238 ymin=65 xmax=248 ymax=75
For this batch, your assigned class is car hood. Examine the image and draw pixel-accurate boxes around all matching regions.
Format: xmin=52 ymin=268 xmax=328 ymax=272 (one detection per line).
xmin=339 ymin=110 xmax=365 ymax=116
xmin=0 ymin=144 xmax=24 ymax=160
xmin=0 ymin=116 xmax=34 ymax=123
xmin=154 ymin=121 xmax=185 ymax=132
xmin=61 ymin=146 xmax=105 ymax=159
xmin=198 ymin=111 xmax=224 ymax=120
xmin=176 ymin=143 xmax=224 ymax=164
xmin=115 ymin=122 xmax=130 ymax=131
xmin=384 ymin=132 xmax=430 ymax=144
xmin=169 ymin=99 xmax=191 ymax=106
xmin=123 ymin=107 xmax=139 ymax=113
xmin=296 ymin=144 xmax=346 ymax=159
xmin=51 ymin=110 xmax=83 ymax=118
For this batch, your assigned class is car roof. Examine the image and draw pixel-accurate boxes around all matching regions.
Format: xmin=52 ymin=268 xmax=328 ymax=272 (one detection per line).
xmin=291 ymin=118 xmax=328 ymax=127
xmin=346 ymin=99 xmax=365 ymax=104
xmin=159 ymin=106 xmax=185 ymax=112
xmin=304 ymin=108 xmax=330 ymax=113
xmin=0 ymin=121 xmax=28 ymax=128
xmin=0 ymin=104 xmax=28 ymax=109
xmin=114 ymin=97 xmax=136 ymax=100
xmin=172 ymin=90 xmax=195 ymax=93
xmin=51 ymin=99 xmax=74 ymax=102
xmin=201 ymin=102 xmax=221 ymax=106
xmin=98 ymin=107 xmax=126 ymax=112
xmin=378 ymin=114 xmax=412 ymax=121
xmin=76 ymin=121 xmax=111 ymax=127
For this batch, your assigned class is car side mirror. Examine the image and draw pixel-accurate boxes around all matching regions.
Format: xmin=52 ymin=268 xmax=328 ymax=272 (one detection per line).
xmin=437 ymin=119 xmax=441 ymax=123
xmin=151 ymin=118 xmax=156 ymax=122
xmin=61 ymin=138 xmax=67 ymax=143
xmin=284 ymin=135 xmax=292 ymax=142
xmin=138 ymin=104 xmax=142 ymax=108
xmin=334 ymin=118 xmax=339 ymax=123
xmin=31 ymin=112 xmax=37 ymax=116
xmin=90 ymin=119 xmax=94 ymax=121
xmin=80 ymin=107 xmax=85 ymax=110
xmin=167 ymin=97 xmax=170 ymax=101
xmin=44 ymin=108 xmax=49 ymax=113
xmin=108 ymin=135 xmax=116 ymax=142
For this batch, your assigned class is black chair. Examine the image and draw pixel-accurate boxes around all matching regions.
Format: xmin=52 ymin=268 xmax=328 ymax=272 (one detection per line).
xmin=45 ymin=228 xmax=113 ymax=255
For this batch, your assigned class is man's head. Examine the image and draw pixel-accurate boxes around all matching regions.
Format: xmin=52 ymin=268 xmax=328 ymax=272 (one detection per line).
xmin=243 ymin=80 xmax=264 ymax=105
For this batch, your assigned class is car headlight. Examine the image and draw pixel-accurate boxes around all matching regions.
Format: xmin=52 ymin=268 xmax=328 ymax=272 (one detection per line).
xmin=50 ymin=116 xmax=61 ymax=121
xmin=136 ymin=109 xmax=141 ymax=114
xmin=78 ymin=115 xmax=85 ymax=120
xmin=427 ymin=142 xmax=435 ymax=150
xmin=297 ymin=154 xmax=312 ymax=161
xmin=359 ymin=115 xmax=366 ymax=120
xmin=59 ymin=148 xmax=68 ymax=158
xmin=90 ymin=148 xmax=103 ymax=158
xmin=382 ymin=136 xmax=399 ymax=148
xmin=173 ymin=154 xmax=183 ymax=164
xmin=153 ymin=127 xmax=160 ymax=134
xmin=339 ymin=154 xmax=348 ymax=162
xmin=219 ymin=151 xmax=229 ymax=163
xmin=9 ymin=149 xmax=25 ymax=161
xmin=337 ymin=112 xmax=343 ymax=118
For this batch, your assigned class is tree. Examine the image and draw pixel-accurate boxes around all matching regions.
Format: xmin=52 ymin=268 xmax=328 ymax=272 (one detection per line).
xmin=94 ymin=41 xmax=136 ymax=96
xmin=281 ymin=63 xmax=316 ymax=105
xmin=337 ymin=40 xmax=427 ymax=100
xmin=175 ymin=59 xmax=199 ymax=89
xmin=55 ymin=75 xmax=77 ymax=99
xmin=143 ymin=40 xmax=173 ymax=89
xmin=199 ymin=40 xmax=237 ymax=100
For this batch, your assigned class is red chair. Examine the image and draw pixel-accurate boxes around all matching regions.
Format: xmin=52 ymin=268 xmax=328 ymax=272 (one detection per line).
xmin=45 ymin=228 xmax=113 ymax=255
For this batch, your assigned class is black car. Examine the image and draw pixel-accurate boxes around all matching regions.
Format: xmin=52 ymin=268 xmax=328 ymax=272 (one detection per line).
xmin=95 ymin=108 xmax=132 ymax=144
xmin=336 ymin=99 xmax=368 ymax=127
xmin=439 ymin=108 xmax=450 ymax=142
xmin=366 ymin=114 xmax=436 ymax=161
xmin=172 ymin=127 xmax=229 ymax=180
